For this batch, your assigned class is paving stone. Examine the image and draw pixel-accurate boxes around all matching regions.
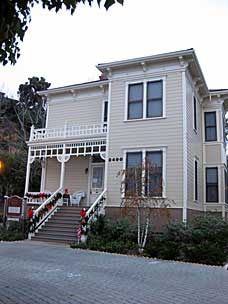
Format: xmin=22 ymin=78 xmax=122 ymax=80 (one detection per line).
xmin=0 ymin=241 xmax=228 ymax=304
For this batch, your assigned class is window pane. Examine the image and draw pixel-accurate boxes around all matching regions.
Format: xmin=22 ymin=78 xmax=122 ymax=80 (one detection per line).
xmin=129 ymin=83 xmax=143 ymax=102
xmin=103 ymin=101 xmax=108 ymax=123
xmin=128 ymin=101 xmax=143 ymax=119
xmin=205 ymin=112 xmax=216 ymax=127
xmin=195 ymin=160 xmax=198 ymax=200
xmin=126 ymin=152 xmax=142 ymax=196
xmin=147 ymin=99 xmax=162 ymax=118
xmin=207 ymin=186 xmax=218 ymax=202
xmin=193 ymin=97 xmax=197 ymax=130
xmin=127 ymin=152 xmax=142 ymax=168
xmin=206 ymin=168 xmax=218 ymax=183
xmin=146 ymin=152 xmax=162 ymax=197
xmin=206 ymin=127 xmax=217 ymax=141
xmin=147 ymin=81 xmax=162 ymax=99
xmin=92 ymin=167 xmax=104 ymax=188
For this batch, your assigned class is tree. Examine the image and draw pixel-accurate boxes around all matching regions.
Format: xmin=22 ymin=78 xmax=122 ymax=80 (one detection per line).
xmin=15 ymin=76 xmax=51 ymax=142
xmin=0 ymin=0 xmax=124 ymax=65
xmin=119 ymin=159 xmax=174 ymax=253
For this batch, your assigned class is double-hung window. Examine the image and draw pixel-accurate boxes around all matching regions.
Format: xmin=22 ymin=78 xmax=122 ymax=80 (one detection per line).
xmin=194 ymin=159 xmax=198 ymax=201
xmin=145 ymin=151 xmax=163 ymax=196
xmin=193 ymin=96 xmax=197 ymax=131
xmin=126 ymin=152 xmax=142 ymax=195
xmin=147 ymin=81 xmax=163 ymax=118
xmin=128 ymin=83 xmax=143 ymax=119
xmin=127 ymin=79 xmax=164 ymax=120
xmin=205 ymin=112 xmax=217 ymax=141
xmin=206 ymin=167 xmax=218 ymax=202
xmin=125 ymin=150 xmax=163 ymax=197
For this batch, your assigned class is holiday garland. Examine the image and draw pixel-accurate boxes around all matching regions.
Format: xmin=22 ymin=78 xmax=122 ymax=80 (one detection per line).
xmin=80 ymin=195 xmax=106 ymax=236
xmin=29 ymin=192 xmax=62 ymax=233
xmin=26 ymin=192 xmax=52 ymax=199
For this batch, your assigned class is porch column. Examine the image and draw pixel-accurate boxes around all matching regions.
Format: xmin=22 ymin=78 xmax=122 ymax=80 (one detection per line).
xmin=40 ymin=159 xmax=46 ymax=192
xmin=24 ymin=147 xmax=31 ymax=195
xmin=57 ymin=146 xmax=70 ymax=190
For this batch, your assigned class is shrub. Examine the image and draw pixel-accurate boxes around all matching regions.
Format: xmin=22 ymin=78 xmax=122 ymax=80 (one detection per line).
xmin=71 ymin=216 xmax=138 ymax=254
xmin=0 ymin=221 xmax=25 ymax=241
xmin=145 ymin=215 xmax=228 ymax=265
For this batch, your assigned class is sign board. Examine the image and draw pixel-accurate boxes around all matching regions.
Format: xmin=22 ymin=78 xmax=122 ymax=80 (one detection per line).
xmin=6 ymin=196 xmax=23 ymax=222
xmin=8 ymin=207 xmax=21 ymax=214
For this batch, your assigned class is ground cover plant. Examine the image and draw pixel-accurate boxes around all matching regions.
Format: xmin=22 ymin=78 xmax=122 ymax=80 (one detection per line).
xmin=72 ymin=214 xmax=228 ymax=266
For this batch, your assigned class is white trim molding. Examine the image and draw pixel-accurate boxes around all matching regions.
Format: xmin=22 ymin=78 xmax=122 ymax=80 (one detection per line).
xmin=182 ymin=70 xmax=188 ymax=223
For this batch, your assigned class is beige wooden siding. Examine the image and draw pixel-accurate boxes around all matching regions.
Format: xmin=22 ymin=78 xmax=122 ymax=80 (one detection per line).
xmin=204 ymin=144 xmax=222 ymax=164
xmin=45 ymin=158 xmax=60 ymax=192
xmin=64 ymin=156 xmax=89 ymax=195
xmin=45 ymin=156 xmax=89 ymax=196
xmin=106 ymin=71 xmax=184 ymax=207
xmin=47 ymin=90 xmax=108 ymax=128
xmin=186 ymin=77 xmax=204 ymax=211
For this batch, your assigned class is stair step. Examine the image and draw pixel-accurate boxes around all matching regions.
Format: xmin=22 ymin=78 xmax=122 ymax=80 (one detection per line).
xmin=37 ymin=231 xmax=76 ymax=237
xmin=32 ymin=235 xmax=76 ymax=242
xmin=53 ymin=214 xmax=81 ymax=219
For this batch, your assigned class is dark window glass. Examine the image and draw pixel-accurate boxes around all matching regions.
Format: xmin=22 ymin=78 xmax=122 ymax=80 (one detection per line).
xmin=103 ymin=101 xmax=108 ymax=123
xmin=225 ymin=170 xmax=228 ymax=204
xmin=205 ymin=112 xmax=217 ymax=141
xmin=193 ymin=97 xmax=197 ymax=130
xmin=194 ymin=160 xmax=198 ymax=200
xmin=145 ymin=151 xmax=163 ymax=197
xmin=147 ymin=81 xmax=163 ymax=118
xmin=126 ymin=152 xmax=142 ymax=195
xmin=128 ymin=83 xmax=143 ymax=119
xmin=206 ymin=167 xmax=218 ymax=202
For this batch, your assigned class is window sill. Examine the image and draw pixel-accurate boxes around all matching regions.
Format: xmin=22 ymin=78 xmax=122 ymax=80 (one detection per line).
xmin=124 ymin=116 xmax=167 ymax=122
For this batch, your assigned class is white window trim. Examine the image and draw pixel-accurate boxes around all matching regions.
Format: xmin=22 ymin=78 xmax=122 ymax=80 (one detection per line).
xmin=203 ymin=110 xmax=219 ymax=143
xmin=193 ymin=157 xmax=199 ymax=202
xmin=124 ymin=77 xmax=166 ymax=121
xmin=192 ymin=94 xmax=198 ymax=133
xmin=123 ymin=147 xmax=166 ymax=198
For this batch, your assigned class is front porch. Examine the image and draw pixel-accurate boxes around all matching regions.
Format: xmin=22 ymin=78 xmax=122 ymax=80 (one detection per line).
xmin=25 ymin=140 xmax=107 ymax=207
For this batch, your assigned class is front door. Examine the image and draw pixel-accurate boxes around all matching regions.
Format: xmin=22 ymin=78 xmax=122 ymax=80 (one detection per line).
xmin=90 ymin=165 xmax=104 ymax=204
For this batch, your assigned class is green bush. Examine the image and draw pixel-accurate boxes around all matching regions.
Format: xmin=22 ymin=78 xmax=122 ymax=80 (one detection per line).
xmin=71 ymin=216 xmax=138 ymax=254
xmin=145 ymin=215 xmax=228 ymax=265
xmin=0 ymin=221 xmax=25 ymax=241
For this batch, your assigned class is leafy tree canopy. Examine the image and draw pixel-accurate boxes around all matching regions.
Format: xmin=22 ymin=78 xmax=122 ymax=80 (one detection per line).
xmin=0 ymin=0 xmax=124 ymax=65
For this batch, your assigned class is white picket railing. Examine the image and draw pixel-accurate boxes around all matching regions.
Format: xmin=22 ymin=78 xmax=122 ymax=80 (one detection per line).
xmin=30 ymin=123 xmax=107 ymax=142
xmin=86 ymin=189 xmax=107 ymax=224
xmin=28 ymin=187 xmax=62 ymax=237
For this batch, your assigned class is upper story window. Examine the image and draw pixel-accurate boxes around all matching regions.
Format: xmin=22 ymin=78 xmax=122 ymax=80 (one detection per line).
xmin=204 ymin=111 xmax=217 ymax=142
xmin=193 ymin=96 xmax=197 ymax=131
xmin=128 ymin=83 xmax=143 ymax=119
xmin=103 ymin=101 xmax=108 ymax=125
xmin=206 ymin=167 xmax=218 ymax=202
xmin=127 ymin=79 xmax=165 ymax=120
xmin=147 ymin=81 xmax=163 ymax=118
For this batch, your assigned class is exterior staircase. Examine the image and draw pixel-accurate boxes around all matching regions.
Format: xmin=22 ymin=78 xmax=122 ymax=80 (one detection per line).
xmin=31 ymin=206 xmax=81 ymax=243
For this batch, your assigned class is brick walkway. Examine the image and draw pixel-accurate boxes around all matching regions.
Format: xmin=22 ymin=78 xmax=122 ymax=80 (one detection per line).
xmin=0 ymin=241 xmax=228 ymax=304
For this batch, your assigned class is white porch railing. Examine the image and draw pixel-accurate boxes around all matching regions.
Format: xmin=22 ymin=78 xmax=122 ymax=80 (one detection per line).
xmin=26 ymin=192 xmax=52 ymax=204
xmin=28 ymin=187 xmax=62 ymax=237
xmin=30 ymin=123 xmax=107 ymax=142
xmin=85 ymin=189 xmax=107 ymax=224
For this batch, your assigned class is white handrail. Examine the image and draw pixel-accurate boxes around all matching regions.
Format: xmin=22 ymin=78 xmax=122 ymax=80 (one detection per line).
xmin=86 ymin=188 xmax=106 ymax=219
xmin=34 ymin=187 xmax=62 ymax=216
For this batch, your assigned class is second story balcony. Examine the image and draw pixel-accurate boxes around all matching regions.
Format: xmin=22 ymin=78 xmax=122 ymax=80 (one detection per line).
xmin=29 ymin=123 xmax=107 ymax=143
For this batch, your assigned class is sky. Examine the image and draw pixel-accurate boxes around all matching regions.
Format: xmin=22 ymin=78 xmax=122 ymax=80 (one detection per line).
xmin=0 ymin=0 xmax=228 ymax=98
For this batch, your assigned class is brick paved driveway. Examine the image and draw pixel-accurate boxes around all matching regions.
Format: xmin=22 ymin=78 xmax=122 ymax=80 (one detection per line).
xmin=0 ymin=241 xmax=228 ymax=304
